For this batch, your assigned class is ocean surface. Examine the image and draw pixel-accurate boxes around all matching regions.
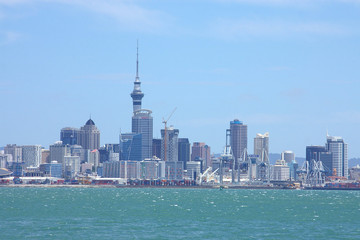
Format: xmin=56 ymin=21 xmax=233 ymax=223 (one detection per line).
xmin=0 ymin=187 xmax=359 ymax=239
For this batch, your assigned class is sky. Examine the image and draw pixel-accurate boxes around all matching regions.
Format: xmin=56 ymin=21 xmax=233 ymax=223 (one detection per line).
xmin=0 ymin=0 xmax=360 ymax=158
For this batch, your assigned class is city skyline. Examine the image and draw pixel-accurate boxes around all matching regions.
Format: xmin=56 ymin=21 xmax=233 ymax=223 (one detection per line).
xmin=1 ymin=1 xmax=360 ymax=157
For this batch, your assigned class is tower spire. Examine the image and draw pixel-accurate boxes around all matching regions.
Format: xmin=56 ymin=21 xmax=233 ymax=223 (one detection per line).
xmin=136 ymin=40 xmax=139 ymax=82
xmin=131 ymin=40 xmax=144 ymax=113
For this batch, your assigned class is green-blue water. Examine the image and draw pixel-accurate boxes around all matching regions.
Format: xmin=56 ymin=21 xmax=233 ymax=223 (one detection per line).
xmin=0 ymin=187 xmax=359 ymax=239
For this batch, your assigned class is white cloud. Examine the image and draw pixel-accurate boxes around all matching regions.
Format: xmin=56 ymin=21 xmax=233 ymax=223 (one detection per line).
xmin=0 ymin=0 xmax=170 ymax=32
xmin=216 ymin=0 xmax=360 ymax=6
xmin=211 ymin=19 xmax=349 ymax=40
xmin=0 ymin=31 xmax=21 ymax=45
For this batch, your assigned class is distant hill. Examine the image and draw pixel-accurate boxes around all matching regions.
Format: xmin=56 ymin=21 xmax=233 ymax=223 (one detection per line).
xmin=349 ymin=158 xmax=360 ymax=168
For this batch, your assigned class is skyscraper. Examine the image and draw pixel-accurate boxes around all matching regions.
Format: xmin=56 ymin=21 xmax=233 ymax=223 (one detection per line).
xmin=130 ymin=44 xmax=153 ymax=160
xmin=326 ymin=135 xmax=348 ymax=178
xmin=230 ymin=119 xmax=247 ymax=162
xmin=281 ymin=150 xmax=295 ymax=164
xmin=161 ymin=127 xmax=179 ymax=162
xmin=60 ymin=127 xmax=79 ymax=145
xmin=120 ymin=133 xmax=142 ymax=161
xmin=191 ymin=142 xmax=211 ymax=170
xmin=254 ymin=132 xmax=269 ymax=162
xmin=178 ymin=138 xmax=190 ymax=168
xmin=152 ymin=139 xmax=162 ymax=159
xmin=79 ymin=119 xmax=100 ymax=150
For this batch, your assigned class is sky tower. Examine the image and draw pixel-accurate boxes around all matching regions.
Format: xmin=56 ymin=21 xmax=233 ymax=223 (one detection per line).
xmin=129 ymin=42 xmax=153 ymax=160
xmin=130 ymin=42 xmax=144 ymax=113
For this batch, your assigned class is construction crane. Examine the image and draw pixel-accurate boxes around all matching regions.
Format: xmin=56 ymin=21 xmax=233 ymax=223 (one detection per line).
xmin=162 ymin=107 xmax=177 ymax=161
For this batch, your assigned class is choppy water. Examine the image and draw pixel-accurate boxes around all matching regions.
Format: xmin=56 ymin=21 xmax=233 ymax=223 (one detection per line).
xmin=0 ymin=187 xmax=359 ymax=239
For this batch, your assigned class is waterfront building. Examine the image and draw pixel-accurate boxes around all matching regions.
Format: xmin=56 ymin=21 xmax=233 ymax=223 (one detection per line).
xmin=326 ymin=135 xmax=348 ymax=178
xmin=103 ymin=161 xmax=121 ymax=178
xmin=271 ymin=160 xmax=290 ymax=181
xmin=161 ymin=127 xmax=179 ymax=162
xmin=191 ymin=142 xmax=211 ymax=170
xmin=121 ymin=161 xmax=141 ymax=179
xmin=254 ymin=133 xmax=269 ymax=162
xmin=186 ymin=161 xmax=201 ymax=180
xmin=178 ymin=138 xmax=191 ymax=168
xmin=22 ymin=145 xmax=42 ymax=168
xmin=60 ymin=127 xmax=79 ymax=145
xmin=79 ymin=118 xmax=100 ymax=150
xmin=4 ymin=144 xmax=22 ymax=163
xmin=50 ymin=141 xmax=71 ymax=165
xmin=165 ymin=161 xmax=184 ymax=180
xmin=39 ymin=161 xmax=62 ymax=178
xmin=230 ymin=119 xmax=247 ymax=163
xmin=139 ymin=160 xmax=164 ymax=179
xmin=281 ymin=150 xmax=295 ymax=164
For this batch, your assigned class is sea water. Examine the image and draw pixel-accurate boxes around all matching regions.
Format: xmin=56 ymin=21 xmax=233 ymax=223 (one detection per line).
xmin=0 ymin=187 xmax=359 ymax=239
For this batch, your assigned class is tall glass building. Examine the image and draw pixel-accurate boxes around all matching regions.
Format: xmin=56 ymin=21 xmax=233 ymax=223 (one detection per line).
xmin=60 ymin=127 xmax=79 ymax=145
xmin=326 ymin=135 xmax=348 ymax=178
xmin=132 ymin=110 xmax=153 ymax=160
xmin=120 ymin=133 xmax=142 ymax=161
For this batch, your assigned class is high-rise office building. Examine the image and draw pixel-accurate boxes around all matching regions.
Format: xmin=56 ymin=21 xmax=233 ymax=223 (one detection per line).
xmin=21 ymin=145 xmax=42 ymax=168
xmin=152 ymin=139 xmax=162 ymax=159
xmin=130 ymin=45 xmax=153 ymax=160
xmin=178 ymin=138 xmax=190 ymax=168
xmin=132 ymin=110 xmax=153 ymax=160
xmin=4 ymin=144 xmax=22 ymax=163
xmin=50 ymin=141 xmax=71 ymax=165
xmin=281 ymin=150 xmax=295 ymax=164
xmin=41 ymin=149 xmax=50 ymax=164
xmin=60 ymin=127 xmax=79 ymax=145
xmin=326 ymin=135 xmax=348 ymax=178
xmin=79 ymin=119 xmax=100 ymax=150
xmin=191 ymin=142 xmax=211 ymax=170
xmin=306 ymin=146 xmax=333 ymax=176
xmin=230 ymin=119 xmax=247 ymax=162
xmin=161 ymin=127 xmax=179 ymax=162
xmin=254 ymin=132 xmax=269 ymax=162
xmin=120 ymin=133 xmax=142 ymax=161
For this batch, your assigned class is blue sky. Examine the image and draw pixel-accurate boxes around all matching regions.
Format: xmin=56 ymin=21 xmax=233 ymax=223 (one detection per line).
xmin=1 ymin=0 xmax=360 ymax=158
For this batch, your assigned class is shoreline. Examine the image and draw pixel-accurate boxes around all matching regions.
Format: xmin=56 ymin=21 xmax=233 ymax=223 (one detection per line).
xmin=1 ymin=184 xmax=359 ymax=190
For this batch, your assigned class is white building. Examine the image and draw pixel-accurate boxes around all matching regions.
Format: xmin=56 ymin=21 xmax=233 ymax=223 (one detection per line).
xmin=254 ymin=132 xmax=269 ymax=162
xmin=272 ymin=160 xmax=290 ymax=181
xmin=186 ymin=161 xmax=201 ymax=180
xmin=281 ymin=150 xmax=295 ymax=164
xmin=22 ymin=145 xmax=42 ymax=168
xmin=64 ymin=156 xmax=80 ymax=178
